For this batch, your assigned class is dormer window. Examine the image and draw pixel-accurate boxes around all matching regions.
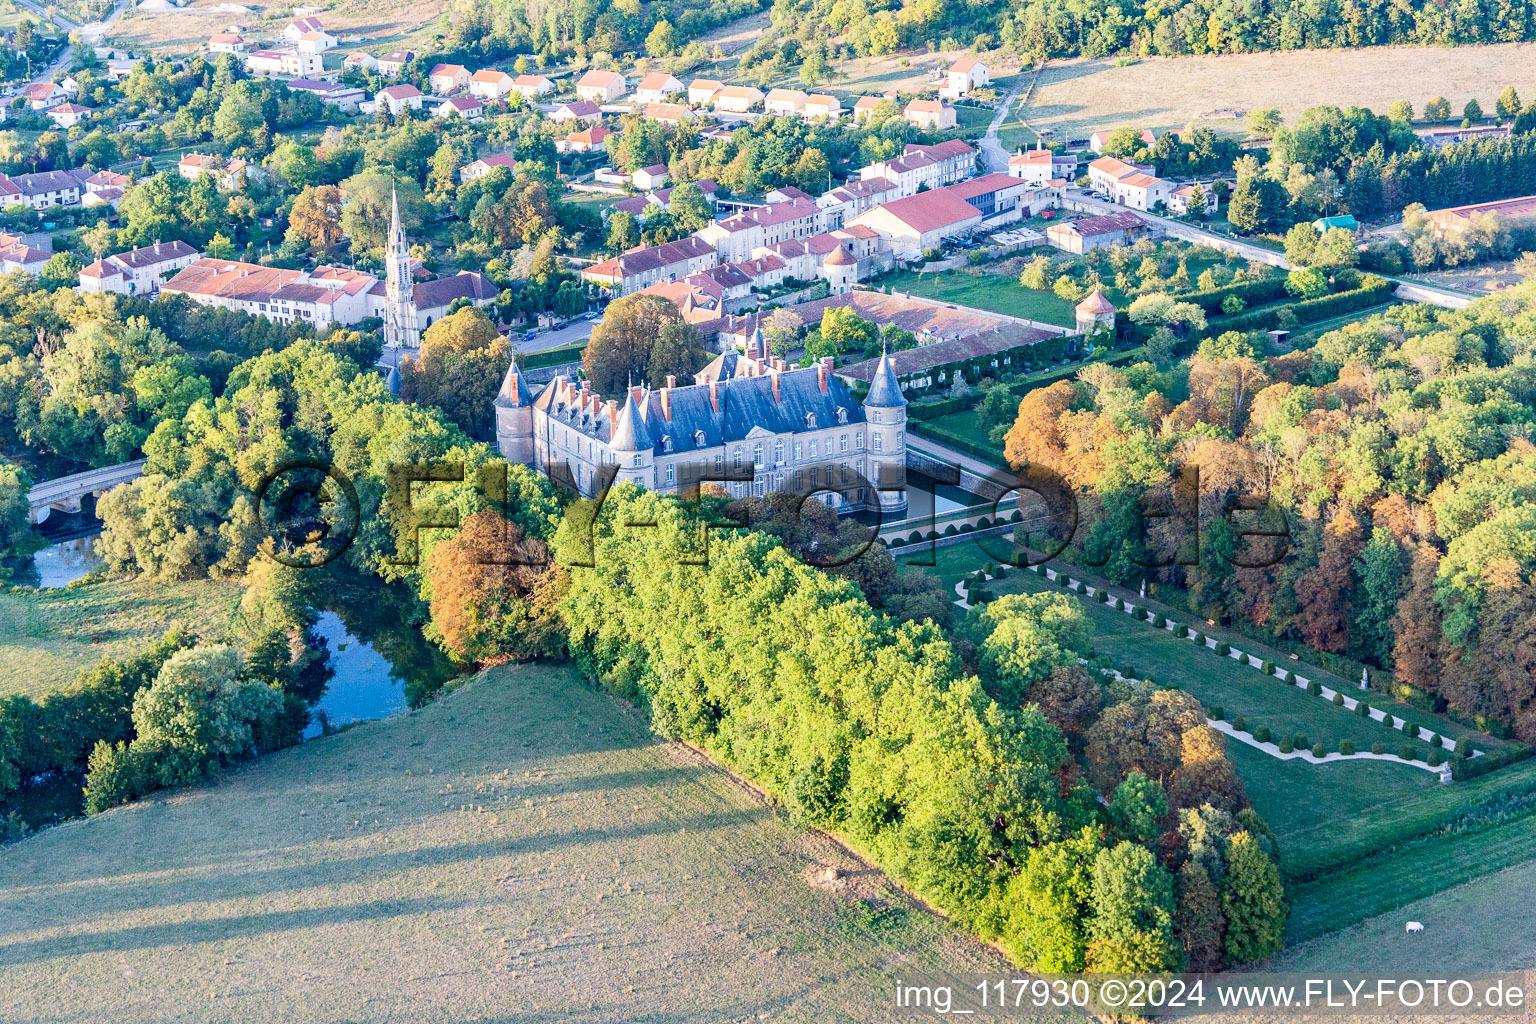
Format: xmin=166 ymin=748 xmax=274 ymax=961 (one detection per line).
xmin=805 ymin=411 xmax=817 ymax=429
xmin=836 ymin=407 xmax=848 ymax=425
xmin=694 ymin=429 xmax=706 ymax=446
xmin=662 ymin=435 xmax=674 ymax=453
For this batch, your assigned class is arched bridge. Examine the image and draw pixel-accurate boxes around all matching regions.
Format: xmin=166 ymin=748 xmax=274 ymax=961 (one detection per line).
xmin=27 ymin=459 xmax=146 ymax=524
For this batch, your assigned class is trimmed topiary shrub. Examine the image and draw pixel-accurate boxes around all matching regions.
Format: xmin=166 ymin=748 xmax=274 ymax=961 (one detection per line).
xmin=959 ymin=522 xmax=974 ymax=533
xmin=1152 ymin=613 xmax=1166 ymax=628
xmin=925 ymin=530 xmax=938 ymax=540
xmin=1209 ymin=706 xmax=1224 ymax=721
xmin=1428 ymin=749 xmax=1443 ymax=767
xmin=1307 ymin=680 xmax=1322 ymax=696
xmin=1216 ymin=642 xmax=1231 ymax=656
xmin=1311 ymin=742 xmax=1326 ymax=758
xmin=1382 ymin=714 xmax=1396 ymax=729
xmin=1454 ymin=736 xmax=1472 ymax=757
xmin=1339 ymin=739 xmax=1354 ymax=755
xmin=1278 ymin=737 xmax=1294 ymax=753
xmin=1399 ymin=743 xmax=1417 ymax=761
xmin=1253 ymin=725 xmax=1271 ymax=743
xmin=1431 ymin=732 xmax=1443 ymax=748
xmin=1121 ymin=664 xmax=1138 ymax=679
xmin=889 ymin=537 xmax=906 ymax=547
xmin=1332 ymin=693 xmax=1345 ymax=706
xmin=1010 ymin=510 xmax=1023 ymax=522
xmin=908 ymin=531 xmax=923 ymax=543
xmin=1261 ymin=660 xmax=1273 ymax=675
xmin=992 ymin=565 xmax=1007 ymax=578
xmin=1231 ymin=716 xmax=1246 ymax=732
xmin=1372 ymin=741 xmax=1385 ymax=755
xmin=1193 ymin=632 xmax=1205 ymax=645
xmin=976 ymin=517 xmax=991 ymax=529
xmin=943 ymin=524 xmax=958 ymax=536
xmin=1096 ymin=589 xmax=1108 ymax=602
xmin=1293 ymin=733 xmax=1309 ymax=750
xmin=1112 ymin=597 xmax=1122 ymax=609
xmin=1355 ymin=701 xmax=1370 ymax=717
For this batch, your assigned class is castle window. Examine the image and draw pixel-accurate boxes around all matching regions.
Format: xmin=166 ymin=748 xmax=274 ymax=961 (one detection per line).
xmin=839 ymin=433 xmax=848 ymax=453
xmin=873 ymin=434 xmax=883 ymax=452
xmin=871 ymin=410 xmax=881 ymax=424
xmin=665 ymin=463 xmax=674 ymax=483
xmin=896 ymin=430 xmax=904 ymax=447
xmin=753 ymin=444 xmax=764 ymax=467
xmin=855 ymin=432 xmax=863 ymax=450
xmin=793 ymin=442 xmax=802 ymax=461
xmin=809 ymin=440 xmax=818 ymax=458
xmin=774 ymin=441 xmax=784 ymax=464
xmin=632 ymin=455 xmax=642 ymax=467
xmin=733 ymin=447 xmax=742 ymax=469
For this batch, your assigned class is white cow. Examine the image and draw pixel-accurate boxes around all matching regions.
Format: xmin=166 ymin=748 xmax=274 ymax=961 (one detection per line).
xmin=1406 ymin=921 xmax=1424 ymax=934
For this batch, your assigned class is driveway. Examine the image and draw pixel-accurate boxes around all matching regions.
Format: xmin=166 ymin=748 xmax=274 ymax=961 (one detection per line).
xmin=979 ymin=82 xmax=1025 ymax=174
xmin=512 ymin=317 xmax=596 ymax=355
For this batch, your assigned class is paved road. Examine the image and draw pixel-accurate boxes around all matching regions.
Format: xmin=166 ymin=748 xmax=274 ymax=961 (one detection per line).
xmin=979 ymin=82 xmax=1025 ymax=174
xmin=28 ymin=458 xmax=146 ymax=506
xmin=511 ymin=317 xmax=596 ymax=355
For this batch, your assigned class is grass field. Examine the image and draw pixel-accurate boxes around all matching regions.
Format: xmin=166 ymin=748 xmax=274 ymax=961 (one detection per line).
xmin=109 ymin=0 xmax=445 ymax=54
xmin=0 ymin=577 xmax=243 ymax=699
xmin=0 ymin=663 xmax=1073 ymax=1023
xmin=1023 ymin=44 xmax=1536 ymax=141
xmin=881 ymin=268 xmax=1077 ymax=326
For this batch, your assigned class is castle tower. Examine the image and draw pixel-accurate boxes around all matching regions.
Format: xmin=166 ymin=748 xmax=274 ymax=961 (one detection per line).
xmin=862 ymin=344 xmax=908 ymax=515
xmin=1075 ymin=287 xmax=1117 ymax=338
xmin=382 ymin=187 xmax=416 ymax=351
xmin=493 ymin=359 xmax=535 ymax=465
xmin=609 ymin=386 xmax=655 ymax=488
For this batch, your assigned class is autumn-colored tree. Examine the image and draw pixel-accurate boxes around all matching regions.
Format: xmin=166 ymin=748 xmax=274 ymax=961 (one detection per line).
xmin=286 ymin=185 xmax=345 ymax=250
xmin=1003 ymin=379 xmax=1075 ymax=470
xmin=1027 ymin=664 xmax=1102 ymax=734
xmin=1083 ymin=689 xmax=1208 ymax=793
xmin=1293 ymin=506 xmax=1364 ymax=652
xmin=424 ymin=510 xmax=566 ymax=664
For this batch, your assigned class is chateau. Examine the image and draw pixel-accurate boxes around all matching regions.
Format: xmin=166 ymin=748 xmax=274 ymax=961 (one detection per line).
xmin=495 ymin=335 xmax=909 ymax=515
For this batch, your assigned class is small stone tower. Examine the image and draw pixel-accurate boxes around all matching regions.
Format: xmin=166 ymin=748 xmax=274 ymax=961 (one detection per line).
xmin=1075 ymin=287 xmax=1117 ymax=337
xmin=609 ymin=387 xmax=655 ymax=488
xmin=861 ymin=345 xmax=908 ymax=515
xmin=493 ymin=359 xmax=535 ymax=465
xmin=823 ymin=244 xmax=859 ymax=295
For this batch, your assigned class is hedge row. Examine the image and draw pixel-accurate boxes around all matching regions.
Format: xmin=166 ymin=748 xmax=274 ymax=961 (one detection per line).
xmin=1208 ymin=276 xmax=1395 ymax=335
xmin=1171 ymin=276 xmax=1290 ymax=315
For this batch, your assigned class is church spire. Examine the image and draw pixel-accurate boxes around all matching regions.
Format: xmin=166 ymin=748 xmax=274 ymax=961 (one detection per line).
xmin=382 ymin=184 xmax=415 ymax=352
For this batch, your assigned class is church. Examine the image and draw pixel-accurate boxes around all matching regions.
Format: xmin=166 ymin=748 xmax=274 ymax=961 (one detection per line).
xmin=379 ymin=188 xmax=499 ymax=351
xmin=495 ymin=333 xmax=910 ymax=515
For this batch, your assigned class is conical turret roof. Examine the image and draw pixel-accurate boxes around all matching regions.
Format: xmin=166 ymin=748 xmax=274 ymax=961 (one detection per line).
xmin=494 ymin=358 xmax=533 ymax=407
xmin=863 ymin=344 xmax=906 ymax=409
xmin=610 ymin=387 xmax=654 ymax=452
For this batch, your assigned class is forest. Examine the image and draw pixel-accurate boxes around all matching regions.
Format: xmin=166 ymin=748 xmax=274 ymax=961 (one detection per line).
xmin=997 ymin=281 xmax=1536 ymax=744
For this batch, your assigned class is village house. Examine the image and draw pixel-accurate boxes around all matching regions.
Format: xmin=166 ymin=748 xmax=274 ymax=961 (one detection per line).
xmin=283 ymin=16 xmax=335 ymax=49
xmin=713 ymin=85 xmax=764 ymax=113
xmin=510 ymin=73 xmax=555 ymax=98
xmin=633 ymin=164 xmax=671 ymax=190
xmin=764 ymin=88 xmax=808 ymax=116
xmin=18 ymin=82 xmax=66 ymax=110
xmin=550 ymin=100 xmax=603 ymax=123
xmin=343 ymin=52 xmax=378 ymax=73
xmin=903 ymin=99 xmax=957 ymax=130
xmin=818 ymin=178 xmax=901 ymax=230
xmin=1008 ymin=145 xmax=1078 ymax=185
xmin=556 ymin=124 xmax=615 ymax=153
xmin=78 ymin=240 xmax=201 ymax=296
xmin=852 ymin=94 xmax=897 ymax=122
xmin=208 ymin=32 xmax=246 ymax=53
xmin=1089 ymin=128 xmax=1157 ymax=153
xmin=1045 ymin=210 xmax=1150 ymax=253
xmin=846 ymin=187 xmax=983 ymax=257
xmin=688 ymin=79 xmax=723 ymax=107
xmin=1166 ymin=182 xmax=1221 ymax=216
xmin=580 ymin=236 xmax=719 ymax=295
xmin=0 ymin=232 xmax=50 ymax=274
xmin=859 ymin=140 xmax=976 ymax=198
xmin=458 ymin=154 xmax=517 ymax=182
xmin=946 ymin=173 xmax=1035 ymax=223
xmin=804 ymin=94 xmax=842 ymax=119
xmin=576 ymin=69 xmax=627 ymax=103
xmin=245 ymin=49 xmax=323 ymax=78
xmin=376 ymin=51 xmax=415 ymax=77
xmin=939 ymin=58 xmax=988 ymax=99
xmin=695 ymin=198 xmax=823 ymax=263
xmin=377 ymin=84 xmax=425 ymax=116
xmin=47 ymin=103 xmax=91 ymax=129
xmin=433 ymin=96 xmax=484 ymax=121
xmin=754 ymin=224 xmax=888 ymax=291
xmin=467 ymin=69 xmax=513 ymax=99
xmin=428 ymin=64 xmax=470 ymax=93
xmin=633 ymin=72 xmax=684 ymax=103
xmin=643 ymin=102 xmax=691 ymax=126
xmin=286 ymin=79 xmax=366 ymax=112
xmin=1087 ymin=156 xmax=1173 ymax=210
xmin=611 ymin=179 xmax=719 ymax=222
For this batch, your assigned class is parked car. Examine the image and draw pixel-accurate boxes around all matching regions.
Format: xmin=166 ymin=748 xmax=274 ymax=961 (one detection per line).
xmin=523 ymin=331 xmax=538 ymax=342
xmin=583 ymin=310 xmax=600 ymax=321
xmin=551 ymin=320 xmax=567 ymax=330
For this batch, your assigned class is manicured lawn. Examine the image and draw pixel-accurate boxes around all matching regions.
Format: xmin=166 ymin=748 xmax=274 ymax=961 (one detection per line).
xmin=881 ymin=269 xmax=1077 ymax=326
xmin=0 ymin=577 xmax=243 ymax=699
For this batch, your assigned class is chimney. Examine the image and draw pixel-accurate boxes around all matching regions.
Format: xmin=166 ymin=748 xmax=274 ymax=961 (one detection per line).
xmin=606 ymin=400 xmax=618 ymax=430
xmin=816 ymin=361 xmax=827 ymax=393
xmin=665 ymin=374 xmax=676 ymax=389
xmin=708 ymin=379 xmax=719 ymax=412
xmin=660 ymin=386 xmax=672 ymax=421
xmin=770 ymin=368 xmax=781 ymax=403
xmin=630 ymin=385 xmax=643 ymax=406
